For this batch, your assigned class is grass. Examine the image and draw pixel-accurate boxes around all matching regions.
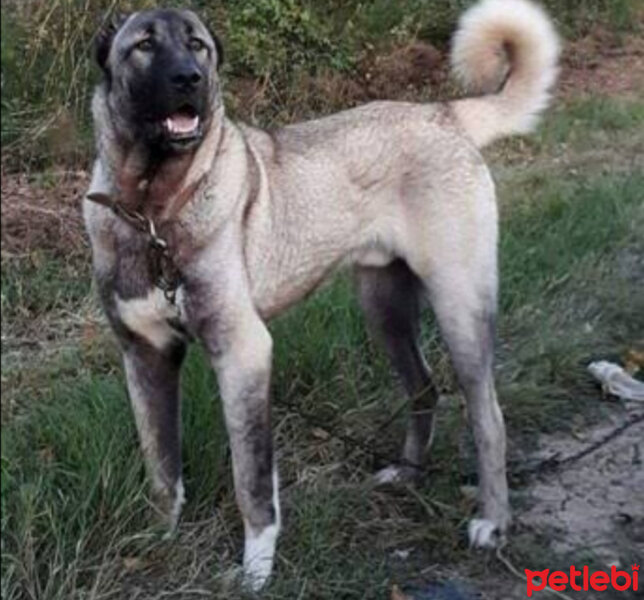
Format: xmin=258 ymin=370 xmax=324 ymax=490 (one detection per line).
xmin=2 ymin=82 xmax=643 ymax=597
xmin=1 ymin=255 xmax=90 ymax=328
xmin=524 ymin=96 xmax=644 ymax=154
xmin=499 ymin=170 xmax=644 ymax=311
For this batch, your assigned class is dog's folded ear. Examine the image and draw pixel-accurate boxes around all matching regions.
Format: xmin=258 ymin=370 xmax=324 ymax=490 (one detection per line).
xmin=201 ymin=19 xmax=224 ymax=71
xmin=213 ymin=35 xmax=224 ymax=71
xmin=95 ymin=12 xmax=129 ymax=75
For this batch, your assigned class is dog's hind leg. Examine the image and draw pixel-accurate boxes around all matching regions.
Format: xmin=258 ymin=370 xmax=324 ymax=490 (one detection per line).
xmin=123 ymin=340 xmax=186 ymax=531
xmin=404 ymin=185 xmax=510 ymax=547
xmin=424 ymin=269 xmax=509 ymax=547
xmin=356 ymin=259 xmax=440 ymax=484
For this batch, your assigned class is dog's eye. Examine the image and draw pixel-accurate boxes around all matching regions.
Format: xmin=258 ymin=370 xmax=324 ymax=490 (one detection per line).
xmin=135 ymin=39 xmax=154 ymax=52
xmin=189 ymin=38 xmax=206 ymax=52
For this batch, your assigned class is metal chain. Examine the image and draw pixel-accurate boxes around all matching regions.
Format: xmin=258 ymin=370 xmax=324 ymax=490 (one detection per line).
xmin=278 ymin=393 xmax=436 ymax=478
xmin=86 ymin=193 xmax=182 ymax=303
xmin=508 ymin=410 xmax=644 ymax=483
xmin=282 ymin=392 xmax=644 ymax=485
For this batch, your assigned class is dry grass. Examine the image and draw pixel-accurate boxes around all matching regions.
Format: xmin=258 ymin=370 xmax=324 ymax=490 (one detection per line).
xmin=1 ymin=171 xmax=89 ymax=258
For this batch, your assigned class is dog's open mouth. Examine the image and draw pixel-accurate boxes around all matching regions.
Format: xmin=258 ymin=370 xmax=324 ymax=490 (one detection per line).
xmin=162 ymin=106 xmax=201 ymax=143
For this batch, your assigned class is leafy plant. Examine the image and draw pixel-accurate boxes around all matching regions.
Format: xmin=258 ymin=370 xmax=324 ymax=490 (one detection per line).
xmin=225 ymin=0 xmax=353 ymax=80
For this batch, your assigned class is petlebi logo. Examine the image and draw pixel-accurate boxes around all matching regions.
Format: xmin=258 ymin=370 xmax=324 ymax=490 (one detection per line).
xmin=525 ymin=564 xmax=639 ymax=596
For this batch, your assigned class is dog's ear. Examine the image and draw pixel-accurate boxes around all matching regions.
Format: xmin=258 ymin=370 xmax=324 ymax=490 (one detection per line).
xmin=95 ymin=12 xmax=128 ymax=75
xmin=213 ymin=34 xmax=224 ymax=71
xmin=201 ymin=20 xmax=224 ymax=71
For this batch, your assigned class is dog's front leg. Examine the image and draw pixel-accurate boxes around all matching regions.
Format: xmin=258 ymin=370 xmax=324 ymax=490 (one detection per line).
xmin=202 ymin=311 xmax=279 ymax=591
xmin=123 ymin=340 xmax=186 ymax=531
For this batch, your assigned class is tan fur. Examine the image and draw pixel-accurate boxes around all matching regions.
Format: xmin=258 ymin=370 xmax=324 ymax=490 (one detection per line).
xmin=451 ymin=0 xmax=560 ymax=147
xmin=84 ymin=0 xmax=560 ymax=589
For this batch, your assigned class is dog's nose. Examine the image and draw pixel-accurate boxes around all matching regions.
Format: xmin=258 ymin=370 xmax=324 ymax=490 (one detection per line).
xmin=171 ymin=66 xmax=202 ymax=91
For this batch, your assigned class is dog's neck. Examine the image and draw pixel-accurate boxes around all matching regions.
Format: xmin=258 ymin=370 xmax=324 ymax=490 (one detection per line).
xmin=92 ymin=87 xmax=224 ymax=222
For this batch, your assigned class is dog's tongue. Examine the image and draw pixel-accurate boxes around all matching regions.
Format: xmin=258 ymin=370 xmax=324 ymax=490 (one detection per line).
xmin=165 ymin=113 xmax=199 ymax=134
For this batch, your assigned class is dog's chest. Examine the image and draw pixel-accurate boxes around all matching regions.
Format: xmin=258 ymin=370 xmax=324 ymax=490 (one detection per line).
xmin=115 ymin=287 xmax=187 ymax=349
xmin=108 ymin=232 xmax=189 ymax=349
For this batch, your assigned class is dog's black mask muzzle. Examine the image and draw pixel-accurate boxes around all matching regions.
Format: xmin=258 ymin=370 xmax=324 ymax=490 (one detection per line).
xmin=129 ymin=55 xmax=211 ymax=154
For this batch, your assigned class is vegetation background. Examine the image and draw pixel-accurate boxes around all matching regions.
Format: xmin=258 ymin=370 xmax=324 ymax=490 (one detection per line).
xmin=1 ymin=0 xmax=639 ymax=167
xmin=1 ymin=1 xmax=643 ymax=599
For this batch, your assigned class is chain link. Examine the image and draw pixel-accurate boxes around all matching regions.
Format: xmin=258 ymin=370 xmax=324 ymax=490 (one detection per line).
xmin=86 ymin=194 xmax=182 ymax=304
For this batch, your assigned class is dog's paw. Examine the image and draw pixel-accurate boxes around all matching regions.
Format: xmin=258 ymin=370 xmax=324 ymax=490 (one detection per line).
xmin=243 ymin=523 xmax=278 ymax=591
xmin=168 ymin=479 xmax=185 ymax=530
xmin=374 ymin=465 xmax=405 ymax=485
xmin=468 ymin=518 xmax=503 ymax=549
xmin=155 ymin=479 xmax=185 ymax=538
xmin=373 ymin=464 xmax=419 ymax=486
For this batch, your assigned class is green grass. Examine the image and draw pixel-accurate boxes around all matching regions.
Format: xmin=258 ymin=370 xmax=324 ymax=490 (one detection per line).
xmin=499 ymin=171 xmax=644 ymax=311
xmin=2 ymin=78 xmax=643 ymax=598
xmin=1 ymin=376 xmax=146 ymax=600
xmin=1 ymin=255 xmax=90 ymax=329
xmin=527 ymin=96 xmax=644 ymax=153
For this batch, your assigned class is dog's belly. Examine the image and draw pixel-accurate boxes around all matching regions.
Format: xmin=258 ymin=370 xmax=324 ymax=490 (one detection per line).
xmin=248 ymin=240 xmax=394 ymax=320
xmin=249 ymin=261 xmax=338 ymax=320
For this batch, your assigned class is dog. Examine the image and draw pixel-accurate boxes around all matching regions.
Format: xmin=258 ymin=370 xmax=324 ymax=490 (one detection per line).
xmin=84 ymin=0 xmax=559 ymax=589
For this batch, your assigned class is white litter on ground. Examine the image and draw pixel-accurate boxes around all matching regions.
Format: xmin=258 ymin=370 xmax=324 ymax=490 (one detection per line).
xmin=588 ymin=360 xmax=644 ymax=401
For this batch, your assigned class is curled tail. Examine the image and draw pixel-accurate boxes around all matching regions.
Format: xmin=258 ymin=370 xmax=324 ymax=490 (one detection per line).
xmin=450 ymin=0 xmax=560 ymax=148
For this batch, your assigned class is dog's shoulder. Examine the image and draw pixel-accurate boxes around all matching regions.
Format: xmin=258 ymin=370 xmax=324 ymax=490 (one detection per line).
xmin=84 ymin=161 xmax=116 ymax=238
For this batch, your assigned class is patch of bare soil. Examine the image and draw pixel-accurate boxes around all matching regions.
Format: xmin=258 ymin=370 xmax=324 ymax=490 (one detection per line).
xmin=521 ymin=404 xmax=644 ymax=567
xmin=228 ymin=41 xmax=449 ymax=122
xmin=559 ymin=29 xmax=644 ymax=98
xmin=337 ymin=26 xmax=644 ymax=106
xmin=460 ymin=406 xmax=644 ymax=600
xmin=1 ymin=170 xmax=89 ymax=259
xmin=1 ymin=170 xmax=95 ymax=385
xmin=360 ymin=42 xmax=447 ymax=100
xmin=291 ymin=25 xmax=644 ymax=110
xmin=354 ymin=26 xmax=644 ymax=104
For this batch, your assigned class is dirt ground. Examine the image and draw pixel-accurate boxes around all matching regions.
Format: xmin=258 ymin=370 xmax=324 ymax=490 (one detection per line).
xmin=513 ymin=412 xmax=643 ymax=599
xmin=522 ymin=404 xmax=644 ymax=567
xmin=559 ymin=29 xmax=644 ymax=98
xmin=395 ymin=399 xmax=644 ymax=600
xmin=0 ymin=170 xmax=88 ymax=259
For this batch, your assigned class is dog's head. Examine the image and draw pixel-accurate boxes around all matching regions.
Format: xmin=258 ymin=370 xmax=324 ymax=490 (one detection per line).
xmin=96 ymin=9 xmax=224 ymax=154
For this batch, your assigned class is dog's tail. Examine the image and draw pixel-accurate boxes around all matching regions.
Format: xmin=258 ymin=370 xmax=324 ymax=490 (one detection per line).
xmin=449 ymin=0 xmax=560 ymax=148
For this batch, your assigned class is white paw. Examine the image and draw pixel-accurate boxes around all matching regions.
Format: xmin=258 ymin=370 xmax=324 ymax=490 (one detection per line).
xmin=159 ymin=479 xmax=185 ymax=539
xmin=168 ymin=479 xmax=185 ymax=529
xmin=468 ymin=518 xmax=501 ymax=549
xmin=374 ymin=465 xmax=404 ymax=485
xmin=243 ymin=523 xmax=279 ymax=591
